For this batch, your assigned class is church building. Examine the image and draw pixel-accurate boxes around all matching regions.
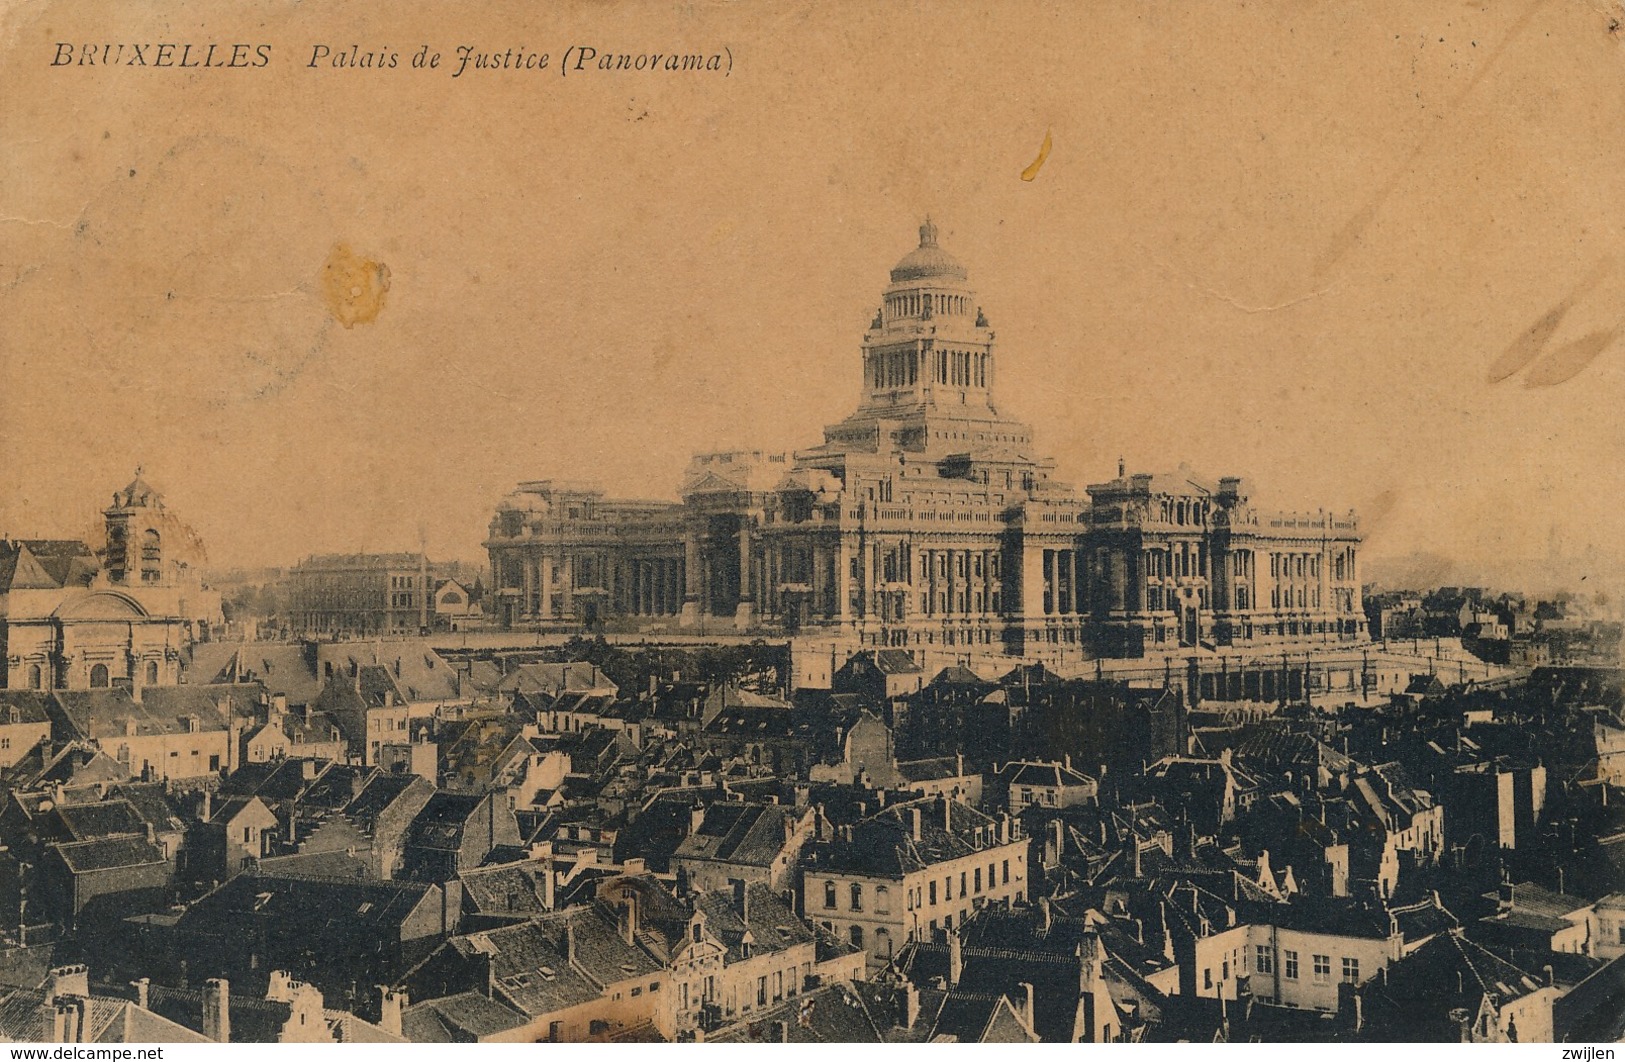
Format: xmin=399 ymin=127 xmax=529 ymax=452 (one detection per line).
xmin=0 ymin=475 xmax=222 ymax=691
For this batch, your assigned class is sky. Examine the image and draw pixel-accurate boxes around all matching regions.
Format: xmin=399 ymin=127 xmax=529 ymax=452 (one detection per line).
xmin=2 ymin=0 xmax=1622 ymax=594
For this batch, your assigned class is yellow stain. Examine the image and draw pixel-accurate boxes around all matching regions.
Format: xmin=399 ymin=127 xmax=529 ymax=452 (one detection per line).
xmin=1021 ymin=130 xmax=1053 ymax=182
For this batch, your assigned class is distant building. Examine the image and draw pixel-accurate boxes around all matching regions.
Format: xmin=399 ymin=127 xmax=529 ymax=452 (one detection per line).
xmin=991 ymin=759 xmax=1099 ymax=814
xmin=286 ymin=553 xmax=435 ymax=636
xmin=486 ymin=221 xmax=1366 ymax=658
xmin=1 ymin=475 xmax=222 ymax=692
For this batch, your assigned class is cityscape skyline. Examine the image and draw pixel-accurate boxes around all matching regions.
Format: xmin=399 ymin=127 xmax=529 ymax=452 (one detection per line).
xmin=4 ymin=0 xmax=1622 ymax=583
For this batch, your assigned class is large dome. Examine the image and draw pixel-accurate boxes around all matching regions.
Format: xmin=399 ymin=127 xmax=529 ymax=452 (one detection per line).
xmin=890 ymin=218 xmax=968 ymax=283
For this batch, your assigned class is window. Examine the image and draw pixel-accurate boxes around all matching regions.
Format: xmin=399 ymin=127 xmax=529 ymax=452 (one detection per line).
xmin=929 ymin=881 xmax=937 ymax=905
xmin=145 ymin=660 xmax=159 ymax=685
xmin=850 ymin=882 xmax=863 ymax=911
xmin=757 ymin=977 xmax=767 ymax=1007
xmin=1341 ymin=957 xmax=1360 ymax=984
xmin=1283 ymin=951 xmax=1299 ymax=980
xmin=974 ymin=868 xmax=982 ymax=893
xmin=27 ymin=664 xmax=41 ymax=689
xmin=959 ymin=872 xmax=966 ymax=898
xmin=875 ymin=886 xmax=890 ymax=914
xmin=1002 ymin=860 xmax=1009 ymax=884
xmin=824 ymin=881 xmax=836 ymax=909
xmin=849 ymin=925 xmax=864 ymax=949
xmin=1255 ymin=945 xmax=1274 ymax=975
xmin=1312 ymin=954 xmax=1330 ymax=983
xmin=89 ymin=664 xmax=110 ymax=688
xmin=1204 ymin=968 xmax=1212 ymax=990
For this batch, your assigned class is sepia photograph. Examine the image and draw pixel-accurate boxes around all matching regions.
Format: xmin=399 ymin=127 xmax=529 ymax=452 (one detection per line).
xmin=0 ymin=0 xmax=1623 ymax=1046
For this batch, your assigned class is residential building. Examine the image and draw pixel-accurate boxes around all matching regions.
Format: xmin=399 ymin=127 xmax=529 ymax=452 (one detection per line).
xmin=801 ymin=795 xmax=1027 ymax=968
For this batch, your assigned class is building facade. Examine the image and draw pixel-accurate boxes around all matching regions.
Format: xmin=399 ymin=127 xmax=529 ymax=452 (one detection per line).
xmin=486 ymin=221 xmax=1366 ymax=659
xmin=285 ymin=553 xmax=434 ymax=636
xmin=1 ymin=476 xmax=221 ymax=692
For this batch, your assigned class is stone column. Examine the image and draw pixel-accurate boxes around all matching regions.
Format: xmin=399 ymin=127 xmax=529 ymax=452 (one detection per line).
xmin=522 ymin=556 xmax=536 ymax=619
xmin=560 ymin=554 xmax=574 ymax=619
xmin=836 ymin=539 xmax=853 ymax=622
xmin=734 ymin=519 xmax=755 ymax=630
xmin=540 ymin=555 xmax=554 ymax=621
xmin=680 ymin=532 xmax=703 ymax=627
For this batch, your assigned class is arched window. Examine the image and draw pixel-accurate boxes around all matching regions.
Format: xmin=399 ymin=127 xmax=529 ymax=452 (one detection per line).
xmin=823 ymin=880 xmax=837 ymax=909
xmin=89 ymin=663 xmax=110 ymax=688
xmin=849 ymin=925 xmax=864 ymax=949
xmin=849 ymin=882 xmax=863 ymax=911
xmin=875 ymin=927 xmax=892 ymax=959
xmin=875 ymin=886 xmax=890 ymax=914
xmin=140 ymin=529 xmax=162 ymax=583
xmin=145 ymin=660 xmax=159 ymax=685
xmin=26 ymin=664 xmax=41 ymax=690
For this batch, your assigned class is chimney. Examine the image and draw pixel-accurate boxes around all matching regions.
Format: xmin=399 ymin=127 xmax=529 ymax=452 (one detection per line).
xmin=378 ymin=987 xmax=405 ymax=1037
xmin=567 ymin=918 xmax=579 ymax=962
xmin=131 ymin=978 xmax=150 ymax=1009
xmin=203 ymin=978 xmax=231 ymax=1043
xmin=621 ymin=893 xmax=640 ymax=946
xmin=1018 ymin=982 xmax=1035 ymax=1030
xmin=46 ymin=965 xmax=89 ymax=1003
xmin=1039 ymin=896 xmax=1052 ymax=934
xmin=1498 ymin=881 xmax=1515 ymax=913
xmin=942 ymin=795 xmax=952 ymax=832
xmin=52 ymin=1003 xmax=72 ymax=1044
xmin=948 ymin=931 xmax=963 ymax=987
xmin=690 ymin=804 xmax=706 ymax=834
xmin=772 ymin=1020 xmax=790 ymax=1043
xmin=731 ymin=878 xmax=748 ymax=922
xmin=902 ymin=981 xmax=921 ymax=1030
xmin=910 ymin=807 xmax=922 ymax=841
xmin=200 ymin=787 xmax=213 ymax=822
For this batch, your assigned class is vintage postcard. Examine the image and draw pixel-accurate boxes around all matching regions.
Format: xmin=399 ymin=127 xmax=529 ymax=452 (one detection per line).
xmin=0 ymin=0 xmax=1622 ymax=1047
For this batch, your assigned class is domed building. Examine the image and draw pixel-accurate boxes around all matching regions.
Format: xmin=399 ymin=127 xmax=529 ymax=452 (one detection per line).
xmin=0 ymin=474 xmax=221 ymax=691
xmin=486 ymin=221 xmax=1366 ymax=664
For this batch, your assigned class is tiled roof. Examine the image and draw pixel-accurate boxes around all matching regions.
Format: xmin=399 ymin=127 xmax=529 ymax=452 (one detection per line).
xmin=807 ymin=798 xmax=1014 ymax=878
xmin=673 ymin=802 xmax=798 ymax=868
xmin=51 ymin=688 xmax=230 ymax=740
xmin=0 ymin=691 xmax=55 ymax=725
xmin=1002 ymin=760 xmax=1097 ymax=789
xmin=692 ymin=883 xmax=813 ymax=964
xmin=52 ymin=835 xmax=167 ymax=873
xmin=178 ymin=874 xmax=435 ymax=938
xmin=401 ymin=991 xmax=525 ymax=1042
xmin=51 ymin=798 xmax=148 ymax=841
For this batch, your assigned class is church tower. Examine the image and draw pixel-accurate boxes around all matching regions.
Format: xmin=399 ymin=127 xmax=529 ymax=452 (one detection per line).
xmin=103 ymin=473 xmax=172 ymax=587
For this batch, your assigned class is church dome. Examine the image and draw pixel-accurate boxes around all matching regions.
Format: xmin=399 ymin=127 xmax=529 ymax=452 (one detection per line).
xmin=890 ymin=218 xmax=968 ymax=283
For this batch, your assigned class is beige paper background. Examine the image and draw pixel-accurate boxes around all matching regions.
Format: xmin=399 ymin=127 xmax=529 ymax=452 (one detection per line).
xmin=2 ymin=0 xmax=1622 ymax=598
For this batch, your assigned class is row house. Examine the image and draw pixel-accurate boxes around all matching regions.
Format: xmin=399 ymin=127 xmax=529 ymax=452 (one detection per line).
xmin=801 ymin=796 xmax=1026 ymax=969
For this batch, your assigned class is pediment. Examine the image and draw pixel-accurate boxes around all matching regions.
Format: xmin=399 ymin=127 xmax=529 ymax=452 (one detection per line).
xmin=53 ymin=591 xmax=149 ymax=620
